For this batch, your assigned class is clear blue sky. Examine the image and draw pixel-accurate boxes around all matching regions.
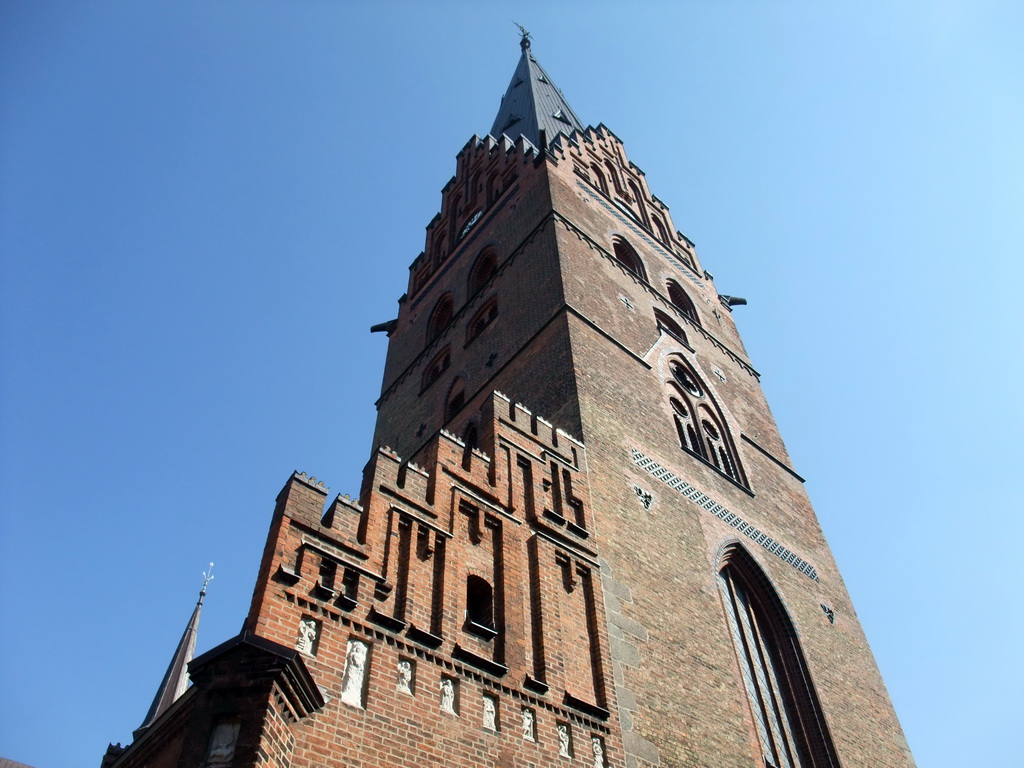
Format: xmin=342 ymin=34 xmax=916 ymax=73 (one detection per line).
xmin=2 ymin=2 xmax=1021 ymax=766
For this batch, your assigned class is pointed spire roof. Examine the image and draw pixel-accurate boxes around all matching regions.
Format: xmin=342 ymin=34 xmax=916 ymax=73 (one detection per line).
xmin=134 ymin=566 xmax=212 ymax=738
xmin=490 ymin=33 xmax=584 ymax=149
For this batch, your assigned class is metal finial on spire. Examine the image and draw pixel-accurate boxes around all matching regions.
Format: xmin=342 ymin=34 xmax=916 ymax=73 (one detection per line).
xmin=514 ymin=21 xmax=531 ymax=50
xmin=200 ymin=562 xmax=214 ymax=601
xmin=135 ymin=566 xmax=210 ymax=737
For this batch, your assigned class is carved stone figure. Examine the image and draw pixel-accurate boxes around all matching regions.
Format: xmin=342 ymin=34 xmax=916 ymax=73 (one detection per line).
xmin=592 ymin=736 xmax=605 ymax=768
xmin=202 ymin=722 xmax=240 ymax=768
xmin=296 ymin=617 xmax=317 ymax=655
xmin=557 ymin=723 xmax=572 ymax=758
xmin=521 ymin=708 xmax=535 ymax=741
xmin=340 ymin=639 xmax=368 ymax=707
xmin=397 ymin=659 xmax=413 ymax=694
xmin=482 ymin=695 xmax=497 ymax=730
xmin=440 ymin=677 xmax=457 ymax=714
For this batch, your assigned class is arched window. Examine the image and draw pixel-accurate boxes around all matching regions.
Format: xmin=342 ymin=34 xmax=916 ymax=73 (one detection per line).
xmin=421 ymin=347 xmax=450 ymax=390
xmin=667 ymin=359 xmax=744 ymax=485
xmin=590 ymin=164 xmax=608 ymax=195
xmin=465 ymin=575 xmax=495 ymax=633
xmin=654 ymin=309 xmax=687 ymax=345
xmin=468 ymin=249 xmax=498 ymax=296
xmin=446 ymin=378 xmax=466 ymax=421
xmin=612 ymin=237 xmax=647 ymax=281
xmin=699 ymin=408 xmax=740 ymax=480
xmin=670 ymin=396 xmax=703 ymax=458
xmin=466 ymin=297 xmax=498 ymax=342
xmin=667 ymin=280 xmax=700 ymax=326
xmin=426 ymin=294 xmax=454 ymax=344
xmin=718 ymin=546 xmax=839 ymax=768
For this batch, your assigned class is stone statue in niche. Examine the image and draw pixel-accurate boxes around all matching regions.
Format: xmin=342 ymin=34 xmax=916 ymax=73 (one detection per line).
xmin=340 ymin=639 xmax=368 ymax=707
xmin=521 ymin=708 xmax=535 ymax=741
xmin=202 ymin=722 xmax=240 ymax=768
xmin=557 ymin=723 xmax=572 ymax=758
xmin=397 ymin=659 xmax=414 ymax=694
xmin=440 ymin=677 xmax=457 ymax=715
xmin=296 ymin=617 xmax=318 ymax=655
xmin=482 ymin=695 xmax=497 ymax=730
xmin=592 ymin=736 xmax=605 ymax=768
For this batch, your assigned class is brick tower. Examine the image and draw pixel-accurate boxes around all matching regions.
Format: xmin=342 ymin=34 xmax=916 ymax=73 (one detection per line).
xmin=105 ymin=35 xmax=915 ymax=768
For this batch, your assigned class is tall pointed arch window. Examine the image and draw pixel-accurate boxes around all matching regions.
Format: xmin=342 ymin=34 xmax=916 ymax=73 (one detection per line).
xmin=667 ymin=280 xmax=700 ymax=325
xmin=590 ymin=164 xmax=608 ymax=195
xmin=426 ymin=294 xmax=454 ymax=344
xmin=718 ymin=546 xmax=839 ymax=768
xmin=612 ymin=237 xmax=647 ymax=281
xmin=666 ymin=359 xmax=745 ymax=485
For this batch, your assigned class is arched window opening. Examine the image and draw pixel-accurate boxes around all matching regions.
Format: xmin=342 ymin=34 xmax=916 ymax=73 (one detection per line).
xmin=670 ymin=396 xmax=703 ymax=458
xmin=468 ymin=249 xmax=498 ymax=296
xmin=700 ymin=409 xmax=740 ymax=481
xmin=590 ymin=164 xmax=608 ymax=195
xmin=654 ymin=310 xmax=687 ymax=345
xmin=667 ymin=280 xmax=700 ymax=326
xmin=465 ymin=575 xmax=495 ymax=635
xmin=667 ymin=359 xmax=745 ymax=485
xmin=670 ymin=361 xmax=703 ymax=398
xmin=426 ymin=294 xmax=454 ymax=344
xmin=718 ymin=547 xmax=839 ymax=768
xmin=612 ymin=237 xmax=647 ymax=281
xmin=467 ymin=298 xmax=498 ymax=342
xmin=446 ymin=378 xmax=466 ymax=422
xmin=421 ymin=347 xmax=450 ymax=390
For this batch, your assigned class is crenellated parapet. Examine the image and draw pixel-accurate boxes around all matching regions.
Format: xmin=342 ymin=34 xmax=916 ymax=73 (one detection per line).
xmin=550 ymin=123 xmax=702 ymax=275
xmin=409 ymin=134 xmax=545 ymax=299
xmin=240 ymin=388 xmax=622 ymax=768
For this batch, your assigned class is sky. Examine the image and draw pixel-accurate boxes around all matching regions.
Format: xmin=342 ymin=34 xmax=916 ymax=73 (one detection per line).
xmin=1 ymin=2 xmax=1022 ymax=766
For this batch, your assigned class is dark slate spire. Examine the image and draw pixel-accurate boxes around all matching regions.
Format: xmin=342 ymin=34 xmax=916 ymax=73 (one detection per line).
xmin=490 ymin=32 xmax=584 ymax=149
xmin=134 ymin=565 xmax=212 ymax=738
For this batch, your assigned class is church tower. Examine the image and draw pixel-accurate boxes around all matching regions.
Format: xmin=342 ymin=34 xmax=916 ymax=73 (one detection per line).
xmin=105 ymin=35 xmax=915 ymax=768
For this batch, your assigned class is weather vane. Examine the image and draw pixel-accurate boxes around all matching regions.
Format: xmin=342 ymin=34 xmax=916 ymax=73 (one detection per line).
xmin=514 ymin=21 xmax=531 ymax=48
xmin=201 ymin=562 xmax=215 ymax=595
